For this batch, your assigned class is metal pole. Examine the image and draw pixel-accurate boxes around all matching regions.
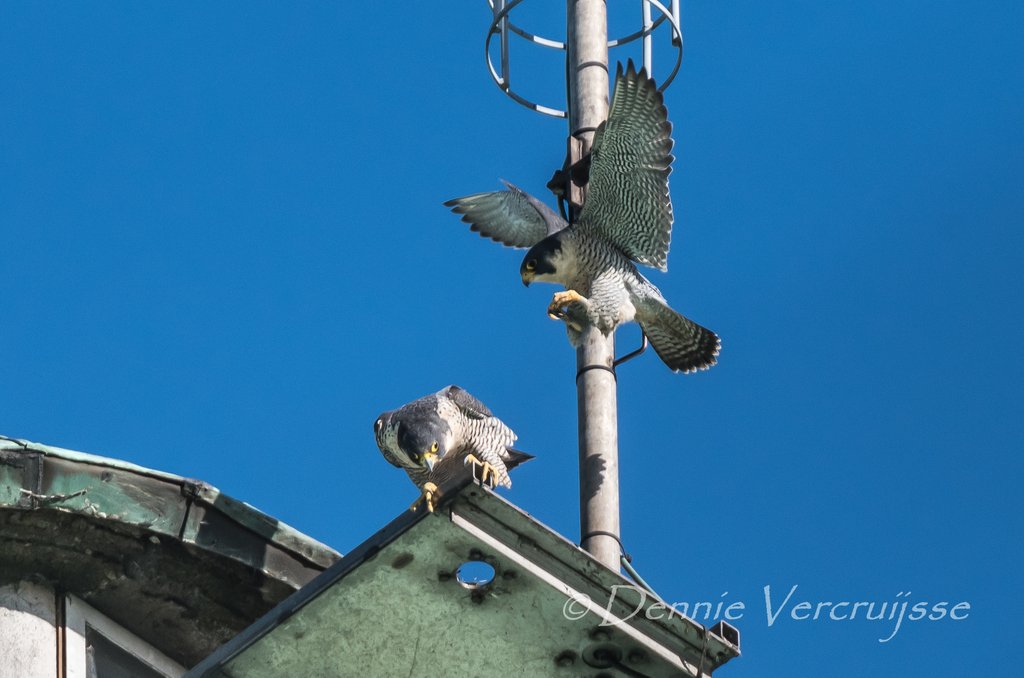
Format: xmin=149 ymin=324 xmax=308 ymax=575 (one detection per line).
xmin=566 ymin=0 xmax=620 ymax=571
xmin=642 ymin=1 xmax=653 ymax=74
xmin=498 ymin=0 xmax=509 ymax=88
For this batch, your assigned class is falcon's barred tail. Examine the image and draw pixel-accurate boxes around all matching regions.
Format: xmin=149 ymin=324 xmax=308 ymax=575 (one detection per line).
xmin=635 ymin=298 xmax=720 ymax=373
xmin=504 ymin=448 xmax=535 ymax=471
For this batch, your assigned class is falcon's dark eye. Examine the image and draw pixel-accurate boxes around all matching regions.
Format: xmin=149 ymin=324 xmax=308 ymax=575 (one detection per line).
xmin=430 ymin=442 xmax=439 ymax=453
xmin=525 ymin=260 xmax=537 ymax=271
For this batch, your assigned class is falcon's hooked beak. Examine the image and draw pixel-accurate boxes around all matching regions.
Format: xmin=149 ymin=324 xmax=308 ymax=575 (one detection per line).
xmin=422 ymin=451 xmax=438 ymax=472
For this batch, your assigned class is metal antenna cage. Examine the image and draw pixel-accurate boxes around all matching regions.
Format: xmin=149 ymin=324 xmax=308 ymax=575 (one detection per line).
xmin=486 ymin=0 xmax=683 ymax=118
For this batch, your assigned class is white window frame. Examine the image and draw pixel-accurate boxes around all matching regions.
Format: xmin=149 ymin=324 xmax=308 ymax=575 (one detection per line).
xmin=64 ymin=594 xmax=186 ymax=678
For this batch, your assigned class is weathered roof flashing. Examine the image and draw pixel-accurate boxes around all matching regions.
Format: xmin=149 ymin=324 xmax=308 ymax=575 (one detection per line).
xmin=0 ymin=435 xmax=341 ymax=667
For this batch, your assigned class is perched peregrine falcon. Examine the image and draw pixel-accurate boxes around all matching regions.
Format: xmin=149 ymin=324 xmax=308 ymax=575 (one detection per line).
xmin=445 ymin=61 xmax=719 ymax=373
xmin=373 ymin=385 xmax=533 ymax=512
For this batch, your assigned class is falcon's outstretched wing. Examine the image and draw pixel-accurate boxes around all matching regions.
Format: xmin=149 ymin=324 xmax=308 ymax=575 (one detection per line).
xmin=444 ymin=180 xmax=567 ymax=249
xmin=579 ymin=60 xmax=674 ymax=271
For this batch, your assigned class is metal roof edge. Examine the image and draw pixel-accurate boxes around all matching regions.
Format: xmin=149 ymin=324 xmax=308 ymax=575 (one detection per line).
xmin=457 ymin=486 xmax=741 ymax=670
xmin=0 ymin=434 xmax=340 ymax=571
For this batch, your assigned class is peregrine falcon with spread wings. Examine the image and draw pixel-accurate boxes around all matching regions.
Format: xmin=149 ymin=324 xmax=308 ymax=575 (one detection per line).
xmin=445 ymin=61 xmax=719 ymax=373
xmin=374 ymin=385 xmax=533 ymax=512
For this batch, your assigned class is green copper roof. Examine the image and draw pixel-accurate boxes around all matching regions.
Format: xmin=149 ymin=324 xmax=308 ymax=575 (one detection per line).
xmin=188 ymin=483 xmax=740 ymax=677
xmin=0 ymin=434 xmax=341 ymax=667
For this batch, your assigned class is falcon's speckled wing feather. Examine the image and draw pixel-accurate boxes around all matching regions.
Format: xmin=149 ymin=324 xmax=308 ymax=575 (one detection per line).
xmin=439 ymin=385 xmax=492 ymax=419
xmin=444 ymin=180 xmax=567 ymax=249
xmin=373 ymin=416 xmax=408 ymax=469
xmin=378 ymin=445 xmax=405 ymax=469
xmin=579 ymin=61 xmax=674 ymax=271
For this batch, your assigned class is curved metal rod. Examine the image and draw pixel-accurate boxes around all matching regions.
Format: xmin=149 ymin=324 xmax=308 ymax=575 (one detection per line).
xmin=644 ymin=0 xmax=683 ymax=91
xmin=622 ymin=555 xmax=659 ymax=597
xmin=606 ymin=13 xmax=668 ymax=48
xmin=484 ymin=0 xmax=526 ymax=89
xmin=613 ymin=333 xmax=649 ymax=367
xmin=506 ymin=88 xmax=568 ymax=119
xmin=488 ymin=0 xmax=679 ymax=51
xmin=508 ymin=23 xmax=566 ymax=49
xmin=489 ymin=0 xmax=565 ymax=49
xmin=484 ymin=0 xmax=684 ymax=116
xmin=485 ymin=0 xmax=568 ymax=117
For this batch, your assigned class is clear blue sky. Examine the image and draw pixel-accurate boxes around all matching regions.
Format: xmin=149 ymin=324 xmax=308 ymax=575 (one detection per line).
xmin=2 ymin=2 xmax=1021 ymax=676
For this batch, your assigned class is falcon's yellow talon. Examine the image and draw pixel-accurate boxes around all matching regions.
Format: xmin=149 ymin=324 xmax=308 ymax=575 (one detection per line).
xmin=412 ymin=482 xmax=440 ymax=513
xmin=464 ymin=454 xmax=500 ymax=489
xmin=547 ymin=290 xmax=587 ymax=320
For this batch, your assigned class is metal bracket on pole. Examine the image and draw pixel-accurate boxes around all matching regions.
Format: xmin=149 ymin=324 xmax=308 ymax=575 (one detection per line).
xmin=576 ymin=333 xmax=649 ymax=383
xmin=613 ymin=333 xmax=649 ymax=367
xmin=484 ymin=0 xmax=684 ymax=119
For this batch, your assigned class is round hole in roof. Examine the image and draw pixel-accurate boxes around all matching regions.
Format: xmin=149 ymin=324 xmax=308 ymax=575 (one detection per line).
xmin=455 ymin=560 xmax=496 ymax=589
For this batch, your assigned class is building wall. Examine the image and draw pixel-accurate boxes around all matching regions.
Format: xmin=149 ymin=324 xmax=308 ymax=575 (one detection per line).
xmin=0 ymin=581 xmax=56 ymax=678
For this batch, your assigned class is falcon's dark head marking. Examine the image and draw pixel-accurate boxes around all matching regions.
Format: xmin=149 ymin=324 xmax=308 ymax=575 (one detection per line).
xmin=395 ymin=417 xmax=451 ymax=472
xmin=520 ymin=234 xmax=568 ymax=287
